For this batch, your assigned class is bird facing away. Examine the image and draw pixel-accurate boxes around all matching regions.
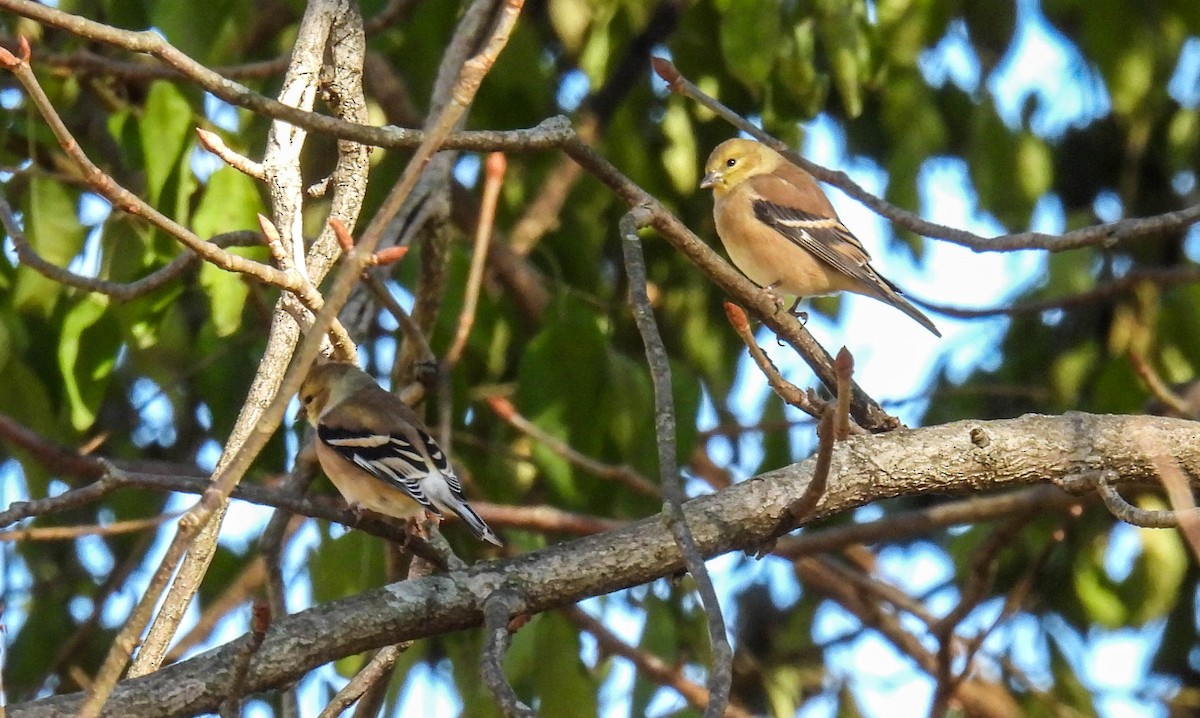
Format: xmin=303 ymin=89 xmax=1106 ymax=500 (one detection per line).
xmin=700 ymin=138 xmax=940 ymax=337
xmin=298 ymin=361 xmax=502 ymax=545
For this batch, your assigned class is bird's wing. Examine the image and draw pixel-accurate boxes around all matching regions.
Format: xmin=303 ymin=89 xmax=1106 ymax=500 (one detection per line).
xmin=747 ymin=174 xmax=901 ymax=295
xmin=316 ymin=421 xmax=442 ymax=514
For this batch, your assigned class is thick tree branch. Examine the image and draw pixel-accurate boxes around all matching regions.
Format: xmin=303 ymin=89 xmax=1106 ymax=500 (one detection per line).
xmin=11 ymin=412 xmax=1198 ymax=718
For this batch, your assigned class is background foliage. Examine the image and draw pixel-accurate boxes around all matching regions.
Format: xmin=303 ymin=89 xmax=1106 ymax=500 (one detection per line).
xmin=2 ymin=0 xmax=1200 ymax=715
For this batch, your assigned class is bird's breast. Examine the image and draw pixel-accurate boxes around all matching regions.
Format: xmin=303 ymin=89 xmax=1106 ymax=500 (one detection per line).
xmin=315 ymin=441 xmax=424 ymax=519
xmin=714 ymin=196 xmax=843 ymax=297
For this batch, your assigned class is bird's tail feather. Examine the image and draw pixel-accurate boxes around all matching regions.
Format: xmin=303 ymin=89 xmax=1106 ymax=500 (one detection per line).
xmin=885 ymin=291 xmax=941 ymax=337
xmin=454 ymin=501 xmax=503 ymax=546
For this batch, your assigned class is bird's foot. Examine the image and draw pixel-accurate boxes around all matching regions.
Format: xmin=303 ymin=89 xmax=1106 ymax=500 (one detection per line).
xmin=761 ymin=285 xmax=787 ymax=313
xmin=787 ymin=299 xmax=808 ymax=324
xmin=402 ymin=513 xmax=436 ymax=545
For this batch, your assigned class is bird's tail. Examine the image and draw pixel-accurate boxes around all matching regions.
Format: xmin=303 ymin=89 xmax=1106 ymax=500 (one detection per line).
xmin=886 ymin=292 xmax=941 ymax=337
xmin=453 ymin=501 xmax=503 ymax=546
xmin=866 ymin=278 xmax=940 ymax=337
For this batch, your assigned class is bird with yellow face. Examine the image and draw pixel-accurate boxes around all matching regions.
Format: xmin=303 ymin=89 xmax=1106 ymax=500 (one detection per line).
xmin=700 ymin=138 xmax=940 ymax=337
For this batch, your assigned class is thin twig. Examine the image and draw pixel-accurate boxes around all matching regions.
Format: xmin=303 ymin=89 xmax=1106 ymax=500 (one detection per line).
xmin=196 ymin=128 xmax=264 ymax=179
xmin=0 ymin=188 xmax=259 ymax=301
xmin=446 ymin=151 xmax=506 ymax=366
xmin=0 ymin=41 xmax=355 ymax=357
xmin=913 ymin=266 xmax=1200 ymax=318
xmin=485 ymin=395 xmax=662 ymax=498
xmin=562 ymin=605 xmax=754 ymax=718
xmin=317 ymin=644 xmax=407 ymax=718
xmin=362 ymin=275 xmax=437 ymax=367
xmin=722 ymin=302 xmax=823 ymax=420
xmin=480 ymin=587 xmax=537 ymax=718
xmin=620 ymin=207 xmax=732 ymax=718
xmin=1130 ymin=351 xmax=1193 ymax=418
xmin=1091 ymin=470 xmax=1197 ymax=528
xmin=0 ymin=512 xmax=179 ymax=542
xmin=833 ymin=348 xmax=853 ymax=440
xmin=441 ymin=151 xmax=506 ymax=449
xmin=778 ymin=404 xmax=835 ymax=533
xmin=1150 ymin=454 xmax=1200 ymax=562
xmin=218 ymin=603 xmax=270 ymax=718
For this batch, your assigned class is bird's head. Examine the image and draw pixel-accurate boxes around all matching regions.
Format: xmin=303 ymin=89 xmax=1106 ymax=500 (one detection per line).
xmin=700 ymin=139 xmax=781 ymax=196
xmin=298 ymin=361 xmax=367 ymax=425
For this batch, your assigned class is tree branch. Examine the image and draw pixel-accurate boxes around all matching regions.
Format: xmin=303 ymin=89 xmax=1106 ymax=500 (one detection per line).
xmin=9 ymin=413 xmax=1199 ymax=717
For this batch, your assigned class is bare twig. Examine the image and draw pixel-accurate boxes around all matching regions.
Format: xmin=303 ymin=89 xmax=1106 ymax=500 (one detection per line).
xmin=195 ymin=128 xmax=264 ymax=179
xmin=620 ymin=207 xmax=732 ymax=718
xmin=317 ymin=644 xmax=407 ymax=718
xmin=485 ymin=396 xmax=662 ymax=498
xmin=833 ymin=348 xmax=853 ymax=440
xmin=446 ymin=152 xmax=506 ymax=366
xmin=779 ymin=404 xmax=835 ymax=533
xmin=1091 ymin=470 xmax=1199 ymax=528
xmin=1151 ymin=454 xmax=1200 ymax=562
xmin=914 ymin=266 xmax=1200 ymax=318
xmin=362 ymin=275 xmax=437 ymax=367
xmin=441 ymin=151 xmax=506 ymax=448
xmin=218 ymin=603 xmax=270 ymax=718
xmin=0 ymin=512 xmax=178 ymax=542
xmin=562 ymin=605 xmax=754 ymax=718
xmin=481 ymin=587 xmax=537 ymax=718
xmin=0 ymin=188 xmax=259 ymax=301
xmin=1130 ymin=351 xmax=1193 ymax=419
xmin=723 ymin=302 xmax=823 ymax=420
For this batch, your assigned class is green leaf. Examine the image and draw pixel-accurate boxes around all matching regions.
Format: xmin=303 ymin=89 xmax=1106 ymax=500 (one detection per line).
xmin=532 ymin=612 xmax=598 ymax=718
xmin=549 ymin=0 xmax=593 ymax=54
xmin=816 ymin=0 xmax=867 ymax=118
xmin=1123 ymin=497 xmax=1188 ymax=624
xmin=57 ymin=296 xmax=120 ymax=431
xmin=719 ymin=0 xmax=782 ymax=92
xmin=308 ymin=528 xmax=386 ymax=605
xmin=661 ymin=100 xmax=698 ymax=194
xmin=149 ymin=0 xmax=240 ymax=61
xmin=515 ymin=301 xmax=609 ymax=504
xmin=139 ymin=81 xmax=194 ymax=205
xmin=13 ymin=177 xmax=87 ymax=318
xmin=193 ymin=167 xmax=264 ymax=336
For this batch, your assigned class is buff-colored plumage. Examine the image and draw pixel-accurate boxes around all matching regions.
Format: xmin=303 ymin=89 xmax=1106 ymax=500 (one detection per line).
xmin=700 ymin=138 xmax=940 ymax=337
xmin=299 ymin=361 xmax=501 ymax=545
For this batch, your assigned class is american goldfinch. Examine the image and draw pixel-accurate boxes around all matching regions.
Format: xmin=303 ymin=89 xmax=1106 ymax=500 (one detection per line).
xmin=700 ymin=138 xmax=941 ymax=337
xmin=298 ymin=361 xmax=502 ymax=546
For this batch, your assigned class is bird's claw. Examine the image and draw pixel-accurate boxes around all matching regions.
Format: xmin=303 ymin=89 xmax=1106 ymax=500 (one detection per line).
xmin=762 ymin=286 xmax=787 ymax=313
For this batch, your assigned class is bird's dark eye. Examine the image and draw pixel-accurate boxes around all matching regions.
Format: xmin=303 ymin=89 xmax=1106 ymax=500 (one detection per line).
xmin=302 ymin=394 xmax=313 ymax=405
xmin=725 ymin=158 xmax=737 ymax=167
